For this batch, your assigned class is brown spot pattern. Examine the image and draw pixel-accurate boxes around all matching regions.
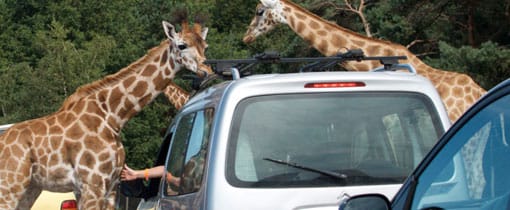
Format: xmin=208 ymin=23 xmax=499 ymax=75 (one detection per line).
xmin=160 ymin=50 xmax=168 ymax=67
xmin=80 ymin=151 xmax=95 ymax=167
xmin=295 ymin=12 xmax=306 ymax=20
xmin=109 ymin=87 xmax=123 ymax=112
xmin=81 ymin=114 xmax=102 ymax=133
xmin=99 ymin=161 xmax=112 ymax=174
xmin=296 ymin=21 xmax=305 ymax=34
xmin=309 ymin=20 xmax=320 ymax=29
xmin=66 ymin=123 xmax=84 ymax=139
xmin=122 ymin=76 xmax=136 ymax=89
xmin=141 ymin=65 xmax=157 ymax=77
xmin=50 ymin=137 xmax=61 ymax=150
xmin=317 ymin=30 xmax=327 ymax=37
xmin=317 ymin=39 xmax=329 ymax=54
xmin=153 ymin=72 xmax=167 ymax=91
xmin=131 ymin=81 xmax=148 ymax=98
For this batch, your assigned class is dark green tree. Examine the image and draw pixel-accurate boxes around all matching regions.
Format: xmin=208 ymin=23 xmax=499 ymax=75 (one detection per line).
xmin=426 ymin=41 xmax=510 ymax=89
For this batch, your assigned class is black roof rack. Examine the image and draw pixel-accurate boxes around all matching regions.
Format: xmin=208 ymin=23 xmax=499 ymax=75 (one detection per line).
xmin=187 ymin=49 xmax=410 ymax=91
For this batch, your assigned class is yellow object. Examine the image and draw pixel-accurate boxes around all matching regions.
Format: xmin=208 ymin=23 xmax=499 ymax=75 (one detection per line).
xmin=31 ymin=191 xmax=75 ymax=210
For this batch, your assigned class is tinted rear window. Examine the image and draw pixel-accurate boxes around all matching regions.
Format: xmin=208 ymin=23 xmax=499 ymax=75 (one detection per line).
xmin=227 ymin=92 xmax=444 ymax=188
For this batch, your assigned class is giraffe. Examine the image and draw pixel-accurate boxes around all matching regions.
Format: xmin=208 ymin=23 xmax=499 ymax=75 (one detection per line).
xmin=0 ymin=18 xmax=210 ymax=210
xmin=243 ymin=0 xmax=487 ymax=122
xmin=163 ymin=82 xmax=190 ymax=110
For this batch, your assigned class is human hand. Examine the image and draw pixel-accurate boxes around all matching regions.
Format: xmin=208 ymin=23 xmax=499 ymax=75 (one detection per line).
xmin=166 ymin=173 xmax=181 ymax=187
xmin=120 ymin=164 xmax=138 ymax=181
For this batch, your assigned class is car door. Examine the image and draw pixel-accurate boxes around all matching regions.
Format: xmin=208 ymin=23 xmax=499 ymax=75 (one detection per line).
xmin=158 ymin=108 xmax=214 ymax=209
xmin=402 ymin=91 xmax=510 ymax=209
xmin=340 ymin=79 xmax=510 ymax=210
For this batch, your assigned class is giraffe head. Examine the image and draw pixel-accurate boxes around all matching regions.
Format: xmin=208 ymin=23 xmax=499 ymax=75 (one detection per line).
xmin=243 ymin=0 xmax=287 ymax=44
xmin=163 ymin=20 xmax=212 ymax=77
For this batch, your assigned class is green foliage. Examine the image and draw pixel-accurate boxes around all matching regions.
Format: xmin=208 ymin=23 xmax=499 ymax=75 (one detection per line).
xmin=206 ymin=28 xmax=251 ymax=59
xmin=122 ymin=96 xmax=172 ymax=169
xmin=366 ymin=2 xmax=416 ymax=43
xmin=0 ymin=62 xmax=38 ymax=122
xmin=426 ymin=41 xmax=510 ymax=89
xmin=212 ymin=0 xmax=258 ymax=33
xmin=34 ymin=20 xmax=114 ymax=100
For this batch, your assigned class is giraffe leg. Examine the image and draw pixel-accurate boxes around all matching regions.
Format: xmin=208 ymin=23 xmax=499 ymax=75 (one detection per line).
xmin=0 ymin=175 xmax=18 ymax=209
xmin=77 ymin=168 xmax=122 ymax=209
xmin=79 ymin=182 xmax=108 ymax=210
xmin=16 ymin=183 xmax=42 ymax=210
xmin=105 ymin=184 xmax=118 ymax=210
xmin=0 ymin=148 xmax=32 ymax=209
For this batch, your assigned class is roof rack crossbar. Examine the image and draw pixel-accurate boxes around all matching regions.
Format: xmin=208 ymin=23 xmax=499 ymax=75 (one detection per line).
xmin=205 ymin=49 xmax=407 ymax=75
xmin=185 ymin=49 xmax=410 ymax=91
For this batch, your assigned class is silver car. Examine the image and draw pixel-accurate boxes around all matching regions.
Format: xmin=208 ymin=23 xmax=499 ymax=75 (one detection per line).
xmin=130 ymin=65 xmax=451 ymax=210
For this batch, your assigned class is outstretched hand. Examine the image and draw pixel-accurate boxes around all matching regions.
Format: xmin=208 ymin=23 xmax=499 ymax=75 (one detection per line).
xmin=120 ymin=164 xmax=138 ymax=181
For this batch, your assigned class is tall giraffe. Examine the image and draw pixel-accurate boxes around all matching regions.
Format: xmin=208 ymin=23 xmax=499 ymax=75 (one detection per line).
xmin=243 ymin=0 xmax=486 ymax=122
xmin=0 ymin=19 xmax=210 ymax=210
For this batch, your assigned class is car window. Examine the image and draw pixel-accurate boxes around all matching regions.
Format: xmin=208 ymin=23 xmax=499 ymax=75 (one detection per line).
xmin=226 ymin=92 xmax=444 ymax=188
xmin=164 ymin=108 xmax=214 ymax=196
xmin=412 ymin=94 xmax=510 ymax=210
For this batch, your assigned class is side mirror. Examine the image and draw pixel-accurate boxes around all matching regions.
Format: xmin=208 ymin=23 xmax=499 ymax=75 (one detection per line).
xmin=339 ymin=194 xmax=391 ymax=210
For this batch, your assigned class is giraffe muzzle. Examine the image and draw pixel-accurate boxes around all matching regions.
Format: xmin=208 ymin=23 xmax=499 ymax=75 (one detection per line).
xmin=243 ymin=35 xmax=255 ymax=44
xmin=198 ymin=64 xmax=213 ymax=78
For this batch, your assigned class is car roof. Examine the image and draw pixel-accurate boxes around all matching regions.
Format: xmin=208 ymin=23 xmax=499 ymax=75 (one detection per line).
xmin=0 ymin=123 xmax=13 ymax=132
xmin=184 ymin=71 xmax=446 ymax=111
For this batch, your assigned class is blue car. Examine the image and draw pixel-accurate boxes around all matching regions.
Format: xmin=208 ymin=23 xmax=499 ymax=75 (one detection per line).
xmin=340 ymin=78 xmax=510 ymax=210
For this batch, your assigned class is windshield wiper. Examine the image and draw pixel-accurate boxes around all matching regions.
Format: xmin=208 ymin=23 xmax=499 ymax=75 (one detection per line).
xmin=263 ymin=157 xmax=348 ymax=180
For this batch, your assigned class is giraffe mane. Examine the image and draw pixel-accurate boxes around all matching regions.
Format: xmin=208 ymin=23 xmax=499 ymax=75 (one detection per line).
xmin=281 ymin=0 xmax=401 ymax=48
xmin=58 ymin=40 xmax=171 ymax=111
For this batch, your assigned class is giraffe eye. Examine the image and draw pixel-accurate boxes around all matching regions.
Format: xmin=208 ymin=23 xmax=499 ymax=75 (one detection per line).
xmin=256 ymin=8 xmax=265 ymax=16
xmin=178 ymin=44 xmax=188 ymax=50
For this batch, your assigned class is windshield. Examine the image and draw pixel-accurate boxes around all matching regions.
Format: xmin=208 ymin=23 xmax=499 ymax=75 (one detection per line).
xmin=226 ymin=92 xmax=444 ymax=188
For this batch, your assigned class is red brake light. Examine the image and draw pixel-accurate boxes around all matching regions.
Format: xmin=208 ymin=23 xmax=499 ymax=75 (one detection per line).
xmin=304 ymin=82 xmax=365 ymax=88
xmin=61 ymin=200 xmax=77 ymax=210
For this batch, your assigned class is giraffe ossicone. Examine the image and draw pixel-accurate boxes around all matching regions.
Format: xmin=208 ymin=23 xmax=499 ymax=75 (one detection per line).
xmin=243 ymin=0 xmax=486 ymax=122
xmin=0 ymin=18 xmax=210 ymax=210
xmin=261 ymin=0 xmax=278 ymax=8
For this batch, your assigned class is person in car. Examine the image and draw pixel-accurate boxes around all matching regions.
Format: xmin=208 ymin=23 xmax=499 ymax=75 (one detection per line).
xmin=121 ymin=164 xmax=180 ymax=187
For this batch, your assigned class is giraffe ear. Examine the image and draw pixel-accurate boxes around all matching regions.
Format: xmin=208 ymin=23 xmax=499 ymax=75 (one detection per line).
xmin=201 ymin=27 xmax=209 ymax=40
xmin=261 ymin=0 xmax=277 ymax=8
xmin=162 ymin=21 xmax=177 ymax=40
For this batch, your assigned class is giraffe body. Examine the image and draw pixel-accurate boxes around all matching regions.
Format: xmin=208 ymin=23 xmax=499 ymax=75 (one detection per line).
xmin=0 ymin=20 xmax=210 ymax=210
xmin=243 ymin=0 xmax=486 ymax=122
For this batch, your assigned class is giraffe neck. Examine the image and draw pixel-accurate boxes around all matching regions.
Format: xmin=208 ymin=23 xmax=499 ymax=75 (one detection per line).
xmin=61 ymin=40 xmax=179 ymax=132
xmin=279 ymin=0 xmax=437 ymax=74
xmin=272 ymin=0 xmax=486 ymax=123
xmin=163 ymin=82 xmax=190 ymax=110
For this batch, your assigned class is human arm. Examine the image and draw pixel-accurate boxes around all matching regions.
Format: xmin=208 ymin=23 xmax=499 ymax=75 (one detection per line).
xmin=166 ymin=171 xmax=181 ymax=186
xmin=121 ymin=164 xmax=165 ymax=181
